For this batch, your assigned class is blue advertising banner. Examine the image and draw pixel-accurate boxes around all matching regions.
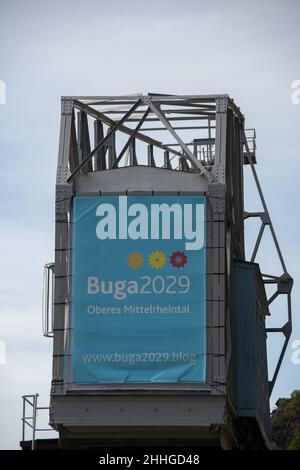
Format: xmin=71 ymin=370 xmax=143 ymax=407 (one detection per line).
xmin=71 ymin=195 xmax=206 ymax=383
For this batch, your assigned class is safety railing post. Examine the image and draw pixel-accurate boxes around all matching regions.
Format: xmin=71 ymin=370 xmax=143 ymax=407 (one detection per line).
xmin=31 ymin=394 xmax=38 ymax=450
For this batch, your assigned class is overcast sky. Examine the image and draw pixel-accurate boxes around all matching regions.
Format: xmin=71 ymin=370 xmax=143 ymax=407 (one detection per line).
xmin=0 ymin=0 xmax=299 ymax=449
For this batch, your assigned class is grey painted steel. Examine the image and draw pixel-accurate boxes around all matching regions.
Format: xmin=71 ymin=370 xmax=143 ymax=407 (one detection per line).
xmin=243 ymin=133 xmax=286 ymax=272
xmin=72 ymin=100 xmax=188 ymax=163
xmin=113 ymin=107 xmax=150 ymax=168
xmin=68 ymin=100 xmax=141 ymax=181
xmin=69 ymin=111 xmax=79 ymax=172
xmin=77 ymin=111 xmax=92 ymax=172
xmin=232 ymin=262 xmax=271 ymax=444
xmin=22 ymin=394 xmax=55 ymax=450
xmin=94 ymin=121 xmax=106 ymax=170
xmin=145 ymin=99 xmax=213 ymax=179
xmin=47 ymin=93 xmax=292 ymax=449
xmin=42 ymin=263 xmax=54 ymax=337
xmin=52 ymin=102 xmax=73 ymax=394
xmin=50 ymin=395 xmax=226 ymax=429
xmin=147 ymin=144 xmax=155 ymax=167
xmin=242 ymin=131 xmax=293 ymax=394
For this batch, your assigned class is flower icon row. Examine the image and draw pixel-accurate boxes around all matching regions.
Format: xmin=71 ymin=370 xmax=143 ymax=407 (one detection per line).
xmin=127 ymin=251 xmax=187 ymax=270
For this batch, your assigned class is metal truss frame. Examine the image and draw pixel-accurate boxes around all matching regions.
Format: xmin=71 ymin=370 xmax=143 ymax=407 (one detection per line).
xmin=243 ymin=132 xmax=293 ymax=395
xmin=52 ymin=93 xmax=292 ymax=398
xmin=60 ymin=93 xmax=243 ymax=185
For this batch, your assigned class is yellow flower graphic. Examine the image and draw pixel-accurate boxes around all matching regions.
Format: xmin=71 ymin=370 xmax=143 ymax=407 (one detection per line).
xmin=149 ymin=251 xmax=166 ymax=269
xmin=127 ymin=252 xmax=145 ymax=270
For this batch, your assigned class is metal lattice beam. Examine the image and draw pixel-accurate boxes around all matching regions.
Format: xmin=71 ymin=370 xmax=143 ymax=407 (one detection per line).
xmin=67 ymin=100 xmax=141 ymax=181
xmin=145 ymin=98 xmax=213 ymax=181
xmin=112 ymin=108 xmax=151 ymax=168
xmin=243 ymin=130 xmax=293 ymax=395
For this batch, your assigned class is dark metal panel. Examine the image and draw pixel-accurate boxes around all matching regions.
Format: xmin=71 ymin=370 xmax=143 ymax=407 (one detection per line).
xmin=69 ymin=111 xmax=79 ymax=172
xmin=206 ymin=196 xmax=226 ymax=393
xmin=147 ymin=144 xmax=155 ymax=167
xmin=94 ymin=121 xmax=106 ymax=170
xmin=233 ymin=262 xmax=257 ymax=410
xmin=50 ymin=395 xmax=226 ymax=428
xmin=232 ymin=261 xmax=271 ymax=440
xmin=163 ymin=150 xmax=171 ymax=169
xmin=113 ymin=108 xmax=150 ymax=168
xmin=129 ymin=139 xmax=137 ymax=166
xmin=213 ymin=98 xmax=227 ymax=183
xmin=53 ymin=104 xmax=73 ymax=393
xmin=77 ymin=111 xmax=92 ymax=173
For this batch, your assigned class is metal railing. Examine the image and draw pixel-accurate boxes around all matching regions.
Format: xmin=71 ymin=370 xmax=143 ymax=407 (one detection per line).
xmin=244 ymin=128 xmax=256 ymax=158
xmin=21 ymin=394 xmax=55 ymax=450
xmin=42 ymin=263 xmax=54 ymax=337
xmin=193 ymin=139 xmax=215 ymax=166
